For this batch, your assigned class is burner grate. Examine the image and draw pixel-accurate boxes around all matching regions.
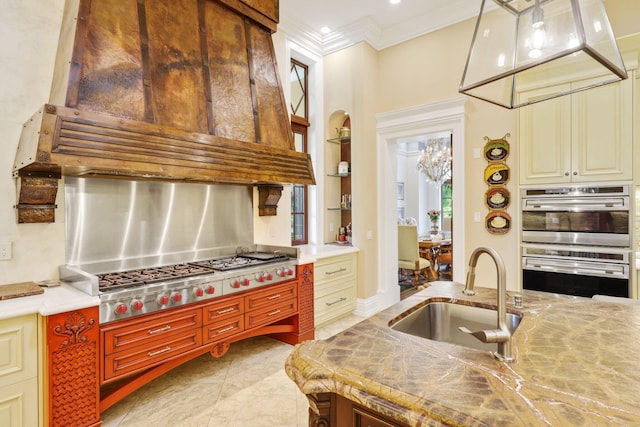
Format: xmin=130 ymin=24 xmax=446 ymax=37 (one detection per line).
xmin=97 ymin=263 xmax=217 ymax=292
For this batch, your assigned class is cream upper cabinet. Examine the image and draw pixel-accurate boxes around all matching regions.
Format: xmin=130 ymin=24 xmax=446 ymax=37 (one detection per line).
xmin=518 ymin=74 xmax=633 ymax=185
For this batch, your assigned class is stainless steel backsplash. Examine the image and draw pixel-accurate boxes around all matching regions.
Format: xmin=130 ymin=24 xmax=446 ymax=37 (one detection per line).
xmin=64 ymin=177 xmax=254 ymax=271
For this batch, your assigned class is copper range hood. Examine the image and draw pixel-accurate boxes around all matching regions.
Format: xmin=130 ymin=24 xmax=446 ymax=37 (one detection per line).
xmin=13 ymin=0 xmax=315 ymax=223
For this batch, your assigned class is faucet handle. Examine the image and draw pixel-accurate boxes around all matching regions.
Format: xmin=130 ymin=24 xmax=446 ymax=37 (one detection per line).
xmin=458 ymin=326 xmax=510 ymax=343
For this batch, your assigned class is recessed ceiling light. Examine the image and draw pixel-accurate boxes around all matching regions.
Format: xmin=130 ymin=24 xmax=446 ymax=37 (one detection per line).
xmin=389 ymin=0 xmax=401 ymax=4
xmin=320 ymin=26 xmax=331 ymax=34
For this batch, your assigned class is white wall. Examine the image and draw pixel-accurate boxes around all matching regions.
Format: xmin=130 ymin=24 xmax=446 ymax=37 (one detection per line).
xmin=0 ymin=1 xmax=66 ymax=285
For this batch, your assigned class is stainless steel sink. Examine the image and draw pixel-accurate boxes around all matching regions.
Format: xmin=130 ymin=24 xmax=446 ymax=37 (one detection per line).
xmin=390 ymin=301 xmax=523 ymax=352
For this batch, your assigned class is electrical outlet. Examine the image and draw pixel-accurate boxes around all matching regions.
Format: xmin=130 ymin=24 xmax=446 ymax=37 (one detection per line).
xmin=0 ymin=242 xmax=11 ymax=260
xmin=329 ymin=223 xmax=335 ymax=232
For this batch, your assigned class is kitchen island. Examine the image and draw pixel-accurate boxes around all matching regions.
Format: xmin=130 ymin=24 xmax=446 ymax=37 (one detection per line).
xmin=286 ymin=281 xmax=640 ymax=426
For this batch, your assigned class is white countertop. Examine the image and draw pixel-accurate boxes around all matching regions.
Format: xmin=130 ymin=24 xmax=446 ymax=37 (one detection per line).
xmin=297 ymin=244 xmax=359 ymax=265
xmin=0 ymin=283 xmax=99 ymax=320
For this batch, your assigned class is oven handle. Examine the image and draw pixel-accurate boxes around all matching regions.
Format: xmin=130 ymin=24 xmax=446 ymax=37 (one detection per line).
xmin=523 ymin=197 xmax=627 ymax=210
xmin=523 ymin=258 xmax=628 ymax=278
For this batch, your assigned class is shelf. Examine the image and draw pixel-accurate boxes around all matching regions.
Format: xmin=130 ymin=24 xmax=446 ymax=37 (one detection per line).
xmin=327 ymin=137 xmax=351 ymax=144
xmin=327 ymin=173 xmax=350 ymax=177
xmin=327 ymin=208 xmax=351 ymax=211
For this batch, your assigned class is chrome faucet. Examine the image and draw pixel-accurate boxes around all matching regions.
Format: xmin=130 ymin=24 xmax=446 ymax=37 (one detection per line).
xmin=459 ymin=246 xmax=514 ymax=362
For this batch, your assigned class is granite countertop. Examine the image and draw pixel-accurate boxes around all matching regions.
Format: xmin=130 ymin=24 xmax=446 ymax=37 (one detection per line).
xmin=0 ymin=282 xmax=99 ymax=321
xmin=286 ymin=281 xmax=640 ymax=425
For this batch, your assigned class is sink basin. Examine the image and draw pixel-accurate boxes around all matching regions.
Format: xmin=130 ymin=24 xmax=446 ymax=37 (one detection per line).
xmin=390 ymin=301 xmax=523 ymax=352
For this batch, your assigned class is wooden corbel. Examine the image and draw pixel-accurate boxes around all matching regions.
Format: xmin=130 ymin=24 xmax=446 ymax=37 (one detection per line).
xmin=14 ymin=166 xmax=61 ymax=223
xmin=257 ymin=184 xmax=283 ymax=216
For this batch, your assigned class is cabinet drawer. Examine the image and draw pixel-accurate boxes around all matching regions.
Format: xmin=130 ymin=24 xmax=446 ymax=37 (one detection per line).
xmin=204 ymin=315 xmax=244 ymax=344
xmin=355 ymin=409 xmax=399 ymax=427
xmin=315 ymin=287 xmax=356 ymax=326
xmin=0 ymin=314 xmax=37 ymax=387
xmin=102 ymin=307 xmax=201 ymax=355
xmin=245 ymin=299 xmax=297 ymax=329
xmin=315 ymin=255 xmax=355 ymax=284
xmin=203 ymin=296 xmax=244 ymax=325
xmin=244 ymin=281 xmax=297 ymax=311
xmin=104 ymin=330 xmax=201 ymax=380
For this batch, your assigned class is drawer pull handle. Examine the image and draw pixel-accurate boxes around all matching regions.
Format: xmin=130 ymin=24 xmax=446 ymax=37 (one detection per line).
xmin=267 ymin=309 xmax=281 ymax=317
xmin=147 ymin=325 xmax=171 ymax=335
xmin=216 ymin=307 xmax=236 ymax=315
xmin=267 ymin=294 xmax=281 ymax=300
xmin=326 ymin=267 xmax=347 ymax=275
xmin=217 ymin=325 xmax=236 ymax=334
xmin=148 ymin=346 xmax=171 ymax=357
xmin=326 ymin=297 xmax=347 ymax=306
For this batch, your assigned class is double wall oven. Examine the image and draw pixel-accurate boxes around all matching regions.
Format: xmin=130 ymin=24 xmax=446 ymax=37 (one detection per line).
xmin=521 ymin=184 xmax=632 ymax=298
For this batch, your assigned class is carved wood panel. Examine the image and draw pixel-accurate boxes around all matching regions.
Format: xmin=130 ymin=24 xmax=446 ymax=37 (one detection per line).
xmin=298 ymin=263 xmax=315 ymax=336
xmin=47 ymin=307 xmax=101 ymax=427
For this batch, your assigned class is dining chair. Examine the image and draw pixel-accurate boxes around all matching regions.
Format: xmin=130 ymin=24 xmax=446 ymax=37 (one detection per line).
xmin=398 ymin=225 xmax=430 ymax=288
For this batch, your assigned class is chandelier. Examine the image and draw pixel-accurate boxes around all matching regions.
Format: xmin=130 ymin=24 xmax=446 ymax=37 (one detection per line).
xmin=416 ymin=138 xmax=452 ymax=184
xmin=459 ymin=0 xmax=627 ymax=109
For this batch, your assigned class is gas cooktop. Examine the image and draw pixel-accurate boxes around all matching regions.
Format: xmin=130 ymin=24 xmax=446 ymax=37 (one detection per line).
xmin=60 ymin=250 xmax=298 ymax=324
xmin=96 ymin=253 xmax=291 ymax=292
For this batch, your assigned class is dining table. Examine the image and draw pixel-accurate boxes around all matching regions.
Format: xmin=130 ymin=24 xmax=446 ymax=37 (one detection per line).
xmin=418 ymin=239 xmax=443 ymax=279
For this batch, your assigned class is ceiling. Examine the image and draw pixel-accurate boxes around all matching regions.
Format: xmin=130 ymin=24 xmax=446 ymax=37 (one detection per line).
xmin=278 ymin=0 xmax=492 ymax=55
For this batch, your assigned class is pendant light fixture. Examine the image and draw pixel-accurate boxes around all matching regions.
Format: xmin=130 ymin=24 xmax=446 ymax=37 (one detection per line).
xmin=416 ymin=137 xmax=452 ymax=185
xmin=459 ymin=0 xmax=627 ymax=109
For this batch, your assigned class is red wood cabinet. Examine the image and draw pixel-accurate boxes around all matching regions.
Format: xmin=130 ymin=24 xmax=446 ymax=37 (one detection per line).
xmin=98 ymin=266 xmax=314 ymax=413
xmin=45 ymin=306 xmax=101 ymax=427
xmin=244 ymin=281 xmax=297 ymax=328
xmin=203 ymin=296 xmax=245 ymax=343
xmin=102 ymin=307 xmax=203 ymax=381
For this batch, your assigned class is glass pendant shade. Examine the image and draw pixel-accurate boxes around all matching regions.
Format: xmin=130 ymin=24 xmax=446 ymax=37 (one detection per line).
xmin=459 ymin=0 xmax=627 ymax=109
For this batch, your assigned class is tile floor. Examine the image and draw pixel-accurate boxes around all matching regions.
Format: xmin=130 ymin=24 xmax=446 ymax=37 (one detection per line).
xmin=101 ymin=315 xmax=365 ymax=427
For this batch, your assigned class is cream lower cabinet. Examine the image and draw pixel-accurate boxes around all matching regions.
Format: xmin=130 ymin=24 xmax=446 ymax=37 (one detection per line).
xmin=314 ymin=253 xmax=357 ymax=327
xmin=518 ymin=74 xmax=633 ymax=185
xmin=0 ymin=314 xmax=39 ymax=427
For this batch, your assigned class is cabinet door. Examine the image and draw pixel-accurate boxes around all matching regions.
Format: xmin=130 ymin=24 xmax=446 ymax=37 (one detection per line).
xmin=518 ymin=84 xmax=572 ymax=185
xmin=0 ymin=377 xmax=38 ymax=427
xmin=571 ymin=77 xmax=632 ymax=182
xmin=0 ymin=315 xmax=38 ymax=427
xmin=0 ymin=314 xmax=37 ymax=387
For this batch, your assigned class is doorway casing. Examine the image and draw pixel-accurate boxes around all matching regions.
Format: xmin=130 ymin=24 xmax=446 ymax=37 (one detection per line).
xmin=374 ymin=97 xmax=466 ymax=312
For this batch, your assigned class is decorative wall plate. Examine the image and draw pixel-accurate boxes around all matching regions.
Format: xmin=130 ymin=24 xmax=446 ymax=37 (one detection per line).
xmin=483 ymin=133 xmax=510 ymax=162
xmin=484 ymin=163 xmax=510 ymax=186
xmin=485 ymin=187 xmax=511 ymax=210
xmin=486 ymin=211 xmax=511 ymax=234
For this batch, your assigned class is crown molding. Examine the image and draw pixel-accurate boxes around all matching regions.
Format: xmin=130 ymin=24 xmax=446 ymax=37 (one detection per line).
xmin=278 ymin=1 xmax=494 ymax=57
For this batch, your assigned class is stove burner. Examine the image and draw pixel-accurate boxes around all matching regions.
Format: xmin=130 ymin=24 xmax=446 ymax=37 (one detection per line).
xmin=97 ymin=263 xmax=217 ymax=292
xmin=191 ymin=253 xmax=289 ymax=271
xmin=191 ymin=257 xmax=256 ymax=271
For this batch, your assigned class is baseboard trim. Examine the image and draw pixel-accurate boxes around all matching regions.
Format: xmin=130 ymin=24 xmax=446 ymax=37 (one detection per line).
xmin=353 ymin=289 xmax=400 ymax=318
